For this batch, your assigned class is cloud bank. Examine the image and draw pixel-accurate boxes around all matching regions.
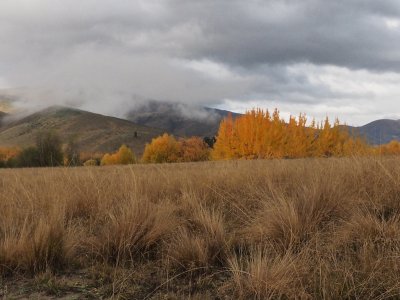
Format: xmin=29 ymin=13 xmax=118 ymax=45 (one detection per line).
xmin=1 ymin=0 xmax=400 ymax=124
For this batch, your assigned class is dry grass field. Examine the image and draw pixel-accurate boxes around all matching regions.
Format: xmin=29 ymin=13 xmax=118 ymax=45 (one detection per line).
xmin=1 ymin=158 xmax=400 ymax=299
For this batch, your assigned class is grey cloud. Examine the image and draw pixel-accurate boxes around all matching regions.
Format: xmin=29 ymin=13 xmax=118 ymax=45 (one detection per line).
xmin=168 ymin=0 xmax=400 ymax=71
xmin=4 ymin=0 xmax=400 ymax=71
xmin=0 ymin=0 xmax=400 ymax=125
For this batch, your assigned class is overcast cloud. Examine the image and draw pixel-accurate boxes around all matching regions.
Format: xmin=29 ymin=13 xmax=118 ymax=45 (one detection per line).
xmin=1 ymin=0 xmax=400 ymax=125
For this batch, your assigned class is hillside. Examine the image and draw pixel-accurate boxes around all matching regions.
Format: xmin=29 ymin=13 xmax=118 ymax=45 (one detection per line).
xmin=127 ymin=101 xmax=241 ymax=137
xmin=0 ymin=106 xmax=165 ymax=154
xmin=127 ymin=101 xmax=400 ymax=145
xmin=0 ymin=111 xmax=7 ymax=126
xmin=0 ymin=97 xmax=13 ymax=113
xmin=1 ymin=103 xmax=400 ymax=154
xmin=350 ymin=119 xmax=400 ymax=145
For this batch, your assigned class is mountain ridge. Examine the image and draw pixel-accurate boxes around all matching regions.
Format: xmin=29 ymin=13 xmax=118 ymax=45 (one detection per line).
xmin=0 ymin=104 xmax=399 ymax=155
xmin=0 ymin=106 xmax=164 ymax=154
xmin=348 ymin=119 xmax=400 ymax=145
xmin=126 ymin=101 xmax=241 ymax=137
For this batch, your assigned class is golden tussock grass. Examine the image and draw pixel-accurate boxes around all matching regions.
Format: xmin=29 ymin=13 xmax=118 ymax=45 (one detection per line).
xmin=1 ymin=157 xmax=400 ymax=298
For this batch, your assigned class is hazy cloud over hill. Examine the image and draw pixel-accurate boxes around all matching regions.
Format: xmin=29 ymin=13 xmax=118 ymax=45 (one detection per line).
xmin=1 ymin=0 xmax=400 ymax=124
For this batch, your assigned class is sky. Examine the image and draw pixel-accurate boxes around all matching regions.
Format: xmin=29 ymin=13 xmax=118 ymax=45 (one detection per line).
xmin=1 ymin=0 xmax=400 ymax=125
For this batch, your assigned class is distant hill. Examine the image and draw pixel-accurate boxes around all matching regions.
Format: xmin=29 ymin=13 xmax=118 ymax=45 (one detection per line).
xmin=0 ymin=111 xmax=7 ymax=124
xmin=126 ymin=102 xmax=400 ymax=145
xmin=348 ymin=119 xmax=400 ymax=145
xmin=127 ymin=101 xmax=400 ymax=145
xmin=1 ymin=102 xmax=399 ymax=156
xmin=0 ymin=106 xmax=164 ymax=155
xmin=0 ymin=97 xmax=13 ymax=113
xmin=126 ymin=101 xmax=241 ymax=137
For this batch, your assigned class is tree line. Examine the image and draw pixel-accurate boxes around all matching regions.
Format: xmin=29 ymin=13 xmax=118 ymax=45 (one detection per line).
xmin=127 ymin=109 xmax=400 ymax=163
xmin=0 ymin=131 xmax=211 ymax=168
xmin=212 ymin=109 xmax=369 ymax=160
xmin=1 ymin=108 xmax=400 ymax=168
xmin=0 ymin=131 xmax=66 ymax=168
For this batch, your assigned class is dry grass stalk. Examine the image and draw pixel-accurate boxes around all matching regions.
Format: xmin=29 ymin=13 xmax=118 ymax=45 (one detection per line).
xmin=1 ymin=158 xmax=400 ymax=298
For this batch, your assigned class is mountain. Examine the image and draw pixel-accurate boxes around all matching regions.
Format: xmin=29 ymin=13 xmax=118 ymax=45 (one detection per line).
xmin=127 ymin=101 xmax=400 ymax=144
xmin=0 ymin=97 xmax=13 ymax=113
xmin=0 ymin=106 xmax=164 ymax=154
xmin=1 ymin=102 xmax=399 ymax=156
xmin=126 ymin=101 xmax=241 ymax=137
xmin=0 ymin=111 xmax=7 ymax=125
xmin=349 ymin=119 xmax=400 ymax=145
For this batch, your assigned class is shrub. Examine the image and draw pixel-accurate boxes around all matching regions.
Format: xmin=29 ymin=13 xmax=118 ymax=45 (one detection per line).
xmin=142 ymin=134 xmax=210 ymax=163
xmin=64 ymin=136 xmax=80 ymax=166
xmin=36 ymin=131 xmax=63 ymax=167
xmin=180 ymin=137 xmax=210 ymax=162
xmin=0 ymin=218 xmax=72 ymax=275
xmin=96 ymin=198 xmax=177 ymax=264
xmin=16 ymin=147 xmax=41 ymax=168
xmin=227 ymin=248 xmax=308 ymax=299
xmin=377 ymin=140 xmax=400 ymax=155
xmin=142 ymin=133 xmax=181 ymax=163
xmin=100 ymin=145 xmax=136 ymax=166
xmin=168 ymin=206 xmax=226 ymax=270
xmin=116 ymin=145 xmax=137 ymax=164
xmin=0 ymin=147 xmax=20 ymax=168
xmin=83 ymin=159 xmax=98 ymax=166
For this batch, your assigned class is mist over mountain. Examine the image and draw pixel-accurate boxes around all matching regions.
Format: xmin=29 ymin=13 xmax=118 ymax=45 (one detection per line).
xmin=126 ymin=101 xmax=241 ymax=137
xmin=126 ymin=101 xmax=400 ymax=144
xmin=1 ymin=1 xmax=400 ymax=127
xmin=0 ymin=102 xmax=400 ymax=155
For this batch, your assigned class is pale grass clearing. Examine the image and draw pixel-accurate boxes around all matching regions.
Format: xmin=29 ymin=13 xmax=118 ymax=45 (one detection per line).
xmin=1 ymin=158 xmax=400 ymax=299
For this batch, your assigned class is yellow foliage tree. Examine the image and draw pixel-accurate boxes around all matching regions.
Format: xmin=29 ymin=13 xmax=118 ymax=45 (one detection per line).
xmin=0 ymin=147 xmax=20 ymax=161
xmin=211 ymin=113 xmax=234 ymax=160
xmin=180 ymin=137 xmax=210 ymax=162
xmin=0 ymin=147 xmax=20 ymax=167
xmin=142 ymin=133 xmax=181 ymax=163
xmin=376 ymin=140 xmax=400 ymax=155
xmin=117 ymin=144 xmax=137 ymax=164
xmin=212 ymin=108 xmax=368 ymax=160
xmin=142 ymin=134 xmax=210 ymax=163
xmin=83 ymin=159 xmax=98 ymax=166
xmin=100 ymin=145 xmax=136 ymax=166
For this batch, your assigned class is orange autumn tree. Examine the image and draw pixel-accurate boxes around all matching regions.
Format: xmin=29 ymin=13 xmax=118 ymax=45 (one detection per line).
xmin=80 ymin=151 xmax=104 ymax=166
xmin=142 ymin=134 xmax=210 ymax=163
xmin=0 ymin=147 xmax=20 ymax=167
xmin=376 ymin=140 xmax=400 ymax=155
xmin=212 ymin=108 xmax=368 ymax=160
xmin=142 ymin=133 xmax=181 ymax=163
xmin=211 ymin=113 xmax=235 ymax=160
xmin=0 ymin=147 xmax=20 ymax=161
xmin=313 ymin=118 xmax=368 ymax=157
xmin=180 ymin=137 xmax=210 ymax=162
xmin=100 ymin=144 xmax=136 ymax=166
xmin=282 ymin=114 xmax=314 ymax=158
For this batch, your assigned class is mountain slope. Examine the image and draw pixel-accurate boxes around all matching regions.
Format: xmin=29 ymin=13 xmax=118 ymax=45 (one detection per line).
xmin=0 ymin=106 xmax=164 ymax=154
xmin=127 ymin=101 xmax=400 ymax=145
xmin=1 ymin=103 xmax=399 ymax=154
xmin=126 ymin=101 xmax=241 ymax=137
xmin=0 ymin=111 xmax=7 ymax=126
xmin=348 ymin=119 xmax=400 ymax=145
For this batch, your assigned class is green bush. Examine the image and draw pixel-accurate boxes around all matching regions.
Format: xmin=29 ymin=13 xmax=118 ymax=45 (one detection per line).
xmin=83 ymin=159 xmax=98 ymax=166
xmin=36 ymin=131 xmax=63 ymax=167
xmin=16 ymin=147 xmax=41 ymax=168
